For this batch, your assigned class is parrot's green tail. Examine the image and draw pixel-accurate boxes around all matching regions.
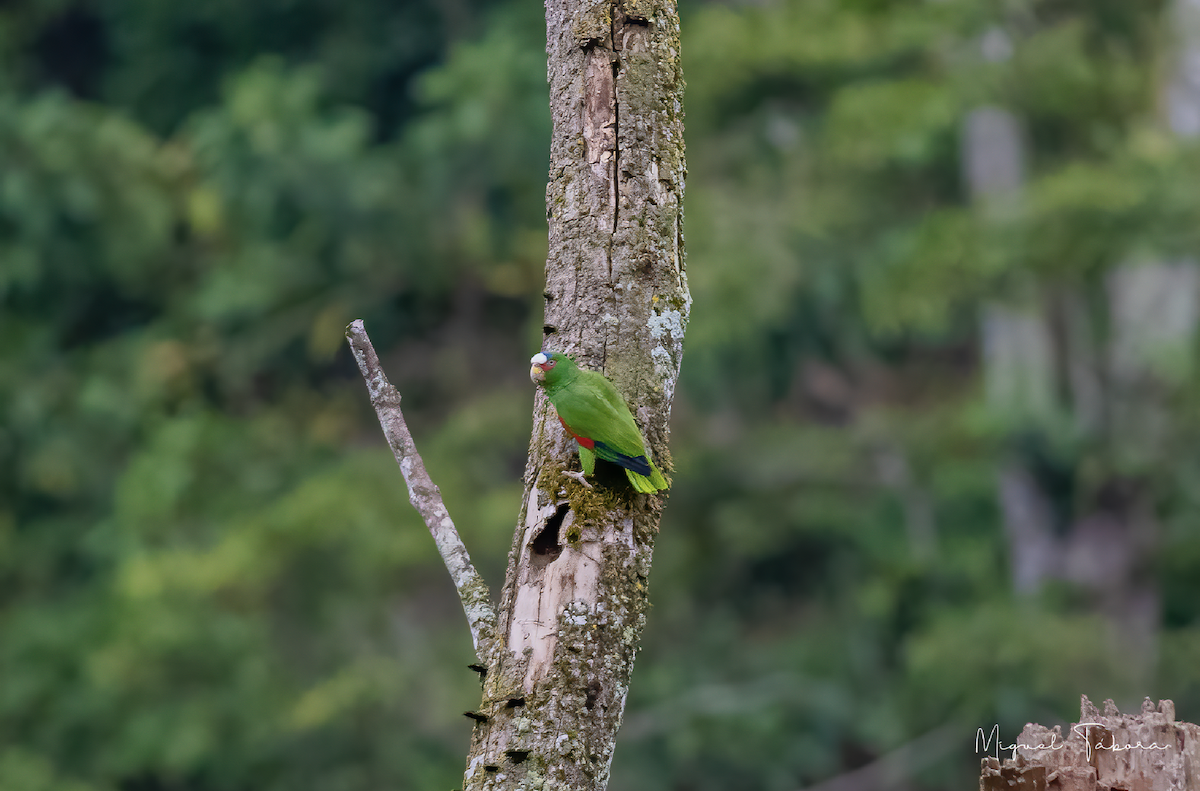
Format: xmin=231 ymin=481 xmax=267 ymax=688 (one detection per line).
xmin=626 ymin=463 xmax=669 ymax=493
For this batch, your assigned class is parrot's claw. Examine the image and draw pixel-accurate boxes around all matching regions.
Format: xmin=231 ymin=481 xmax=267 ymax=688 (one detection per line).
xmin=563 ymin=470 xmax=593 ymax=489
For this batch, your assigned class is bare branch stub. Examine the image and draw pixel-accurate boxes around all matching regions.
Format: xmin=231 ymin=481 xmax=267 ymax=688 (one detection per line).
xmin=344 ymin=319 xmax=498 ymax=663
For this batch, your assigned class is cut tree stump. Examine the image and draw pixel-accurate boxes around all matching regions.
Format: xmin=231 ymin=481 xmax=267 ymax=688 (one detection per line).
xmin=979 ymin=695 xmax=1200 ymax=791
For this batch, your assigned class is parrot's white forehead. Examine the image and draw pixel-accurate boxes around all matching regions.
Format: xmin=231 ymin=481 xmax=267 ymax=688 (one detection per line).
xmin=531 ymin=352 xmax=548 ymax=365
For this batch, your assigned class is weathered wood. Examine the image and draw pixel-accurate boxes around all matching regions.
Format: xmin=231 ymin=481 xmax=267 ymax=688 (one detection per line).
xmin=344 ymin=320 xmax=497 ymax=663
xmin=459 ymin=0 xmax=687 ymax=788
xmin=978 ymin=696 xmax=1200 ymax=791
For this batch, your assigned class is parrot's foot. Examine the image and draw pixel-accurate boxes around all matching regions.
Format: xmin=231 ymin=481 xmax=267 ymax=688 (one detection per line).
xmin=562 ymin=470 xmax=594 ymax=489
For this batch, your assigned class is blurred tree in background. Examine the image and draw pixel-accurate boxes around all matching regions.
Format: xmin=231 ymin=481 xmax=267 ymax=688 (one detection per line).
xmin=2 ymin=1 xmax=1199 ymax=790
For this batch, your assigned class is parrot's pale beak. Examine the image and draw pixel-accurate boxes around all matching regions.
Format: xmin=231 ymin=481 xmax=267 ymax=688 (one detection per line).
xmin=530 ymin=364 xmax=545 ymax=384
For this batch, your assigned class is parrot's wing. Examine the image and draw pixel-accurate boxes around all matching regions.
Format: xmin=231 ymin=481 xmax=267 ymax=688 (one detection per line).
xmin=552 ymin=373 xmax=651 ymax=468
xmin=578 ymin=444 xmax=596 ymax=475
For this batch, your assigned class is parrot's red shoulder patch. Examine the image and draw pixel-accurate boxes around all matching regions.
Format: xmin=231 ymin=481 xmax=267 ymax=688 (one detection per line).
xmin=557 ymin=415 xmax=595 ymax=449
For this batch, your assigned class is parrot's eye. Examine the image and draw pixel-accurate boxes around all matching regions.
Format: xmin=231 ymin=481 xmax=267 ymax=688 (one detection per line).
xmin=545 ymin=360 xmax=556 ymax=368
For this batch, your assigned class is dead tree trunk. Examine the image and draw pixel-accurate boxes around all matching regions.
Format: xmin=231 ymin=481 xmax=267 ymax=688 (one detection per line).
xmin=978 ymin=696 xmax=1200 ymax=791
xmin=461 ymin=1 xmax=686 ymax=788
xmin=348 ymin=0 xmax=686 ymax=789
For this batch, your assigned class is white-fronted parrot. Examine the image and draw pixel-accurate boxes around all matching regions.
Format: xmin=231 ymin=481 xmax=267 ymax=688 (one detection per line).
xmin=529 ymin=351 xmax=669 ymax=493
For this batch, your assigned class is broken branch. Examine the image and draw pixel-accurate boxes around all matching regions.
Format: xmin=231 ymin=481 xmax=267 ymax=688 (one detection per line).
xmin=344 ymin=319 xmax=498 ymax=663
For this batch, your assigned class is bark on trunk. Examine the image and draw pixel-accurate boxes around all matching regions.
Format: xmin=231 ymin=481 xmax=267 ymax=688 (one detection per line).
xmin=460 ymin=0 xmax=687 ymax=788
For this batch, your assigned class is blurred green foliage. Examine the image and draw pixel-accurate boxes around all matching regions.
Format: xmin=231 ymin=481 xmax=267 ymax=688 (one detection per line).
xmin=2 ymin=0 xmax=1200 ymax=790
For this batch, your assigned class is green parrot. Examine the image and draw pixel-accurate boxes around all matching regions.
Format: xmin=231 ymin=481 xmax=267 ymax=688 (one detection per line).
xmin=529 ymin=351 xmax=669 ymax=493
